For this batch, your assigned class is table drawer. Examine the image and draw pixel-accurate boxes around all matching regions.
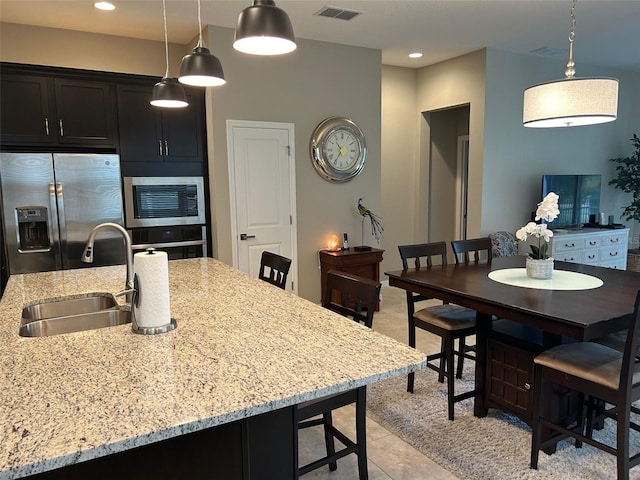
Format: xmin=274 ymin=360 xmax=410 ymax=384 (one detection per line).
xmin=600 ymin=258 xmax=627 ymax=270
xmin=554 ymin=251 xmax=584 ymax=263
xmin=554 ymin=237 xmax=585 ymax=252
xmin=601 ymin=232 xmax=628 ymax=247
xmin=584 ymin=237 xmax=601 ymax=249
xmin=584 ymin=249 xmax=599 ymax=264
xmin=601 ymin=246 xmax=626 ymax=264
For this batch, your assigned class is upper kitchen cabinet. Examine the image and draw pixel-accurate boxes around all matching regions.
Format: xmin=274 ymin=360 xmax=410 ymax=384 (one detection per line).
xmin=116 ymin=84 xmax=205 ymax=177
xmin=0 ymin=73 xmax=117 ymax=149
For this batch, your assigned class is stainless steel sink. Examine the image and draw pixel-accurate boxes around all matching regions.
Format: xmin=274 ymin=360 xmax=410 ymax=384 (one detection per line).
xmin=19 ymin=293 xmax=130 ymax=337
xmin=19 ymin=309 xmax=131 ymax=337
xmin=21 ymin=294 xmax=118 ymax=321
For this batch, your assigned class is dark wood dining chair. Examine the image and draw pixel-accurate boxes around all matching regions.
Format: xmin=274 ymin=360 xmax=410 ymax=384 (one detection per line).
xmin=258 ymin=251 xmax=292 ymax=289
xmin=450 ymin=237 xmax=493 ymax=263
xmin=296 ymin=270 xmax=381 ymax=479
xmin=530 ymin=291 xmax=640 ymax=480
xmin=398 ymin=241 xmax=477 ymax=420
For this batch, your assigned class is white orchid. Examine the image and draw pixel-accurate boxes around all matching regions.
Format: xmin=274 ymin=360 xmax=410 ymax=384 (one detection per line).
xmin=535 ymin=192 xmax=560 ymax=223
xmin=516 ymin=192 xmax=559 ymax=260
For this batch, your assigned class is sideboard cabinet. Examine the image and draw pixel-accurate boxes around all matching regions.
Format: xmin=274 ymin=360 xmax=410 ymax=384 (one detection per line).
xmin=319 ymin=248 xmax=384 ymax=310
xmin=519 ymin=228 xmax=629 ymax=270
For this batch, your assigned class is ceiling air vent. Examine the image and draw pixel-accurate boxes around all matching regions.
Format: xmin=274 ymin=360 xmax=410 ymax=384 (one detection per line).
xmin=529 ymin=46 xmax=566 ymax=57
xmin=315 ymin=6 xmax=362 ymax=21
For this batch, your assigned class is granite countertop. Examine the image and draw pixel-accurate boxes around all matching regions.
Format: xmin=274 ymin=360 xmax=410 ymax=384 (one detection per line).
xmin=0 ymin=258 xmax=426 ymax=479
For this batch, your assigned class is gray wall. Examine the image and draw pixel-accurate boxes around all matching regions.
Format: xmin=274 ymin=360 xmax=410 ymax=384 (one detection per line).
xmin=379 ymin=48 xmax=639 ymax=275
xmin=482 ymin=49 xmax=640 ymax=240
xmin=204 ymin=26 xmax=381 ymax=302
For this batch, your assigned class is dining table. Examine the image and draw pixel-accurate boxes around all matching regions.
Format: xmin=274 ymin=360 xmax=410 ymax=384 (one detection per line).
xmin=386 ymin=255 xmax=640 ymax=420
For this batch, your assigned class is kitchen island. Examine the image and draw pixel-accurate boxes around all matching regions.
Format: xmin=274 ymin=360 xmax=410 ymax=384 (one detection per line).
xmin=0 ymin=258 xmax=426 ymax=479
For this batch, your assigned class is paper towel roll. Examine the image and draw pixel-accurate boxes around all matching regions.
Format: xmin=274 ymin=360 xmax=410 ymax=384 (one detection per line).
xmin=134 ymin=249 xmax=171 ymax=328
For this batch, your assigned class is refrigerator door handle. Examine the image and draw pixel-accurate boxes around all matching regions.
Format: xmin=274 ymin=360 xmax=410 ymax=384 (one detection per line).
xmin=55 ymin=182 xmax=67 ymax=269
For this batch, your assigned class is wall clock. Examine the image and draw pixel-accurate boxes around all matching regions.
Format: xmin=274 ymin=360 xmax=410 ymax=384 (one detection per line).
xmin=310 ymin=117 xmax=367 ymax=183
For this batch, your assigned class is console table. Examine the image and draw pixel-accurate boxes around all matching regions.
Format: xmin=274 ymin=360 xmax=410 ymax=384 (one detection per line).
xmin=519 ymin=227 xmax=629 ymax=269
xmin=319 ymin=247 xmax=384 ymax=310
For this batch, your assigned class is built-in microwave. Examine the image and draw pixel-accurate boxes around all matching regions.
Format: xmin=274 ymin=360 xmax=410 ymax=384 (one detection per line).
xmin=123 ymin=177 xmax=206 ymax=228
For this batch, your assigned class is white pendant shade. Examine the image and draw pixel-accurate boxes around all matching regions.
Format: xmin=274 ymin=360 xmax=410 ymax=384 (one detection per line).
xmin=523 ymin=77 xmax=619 ymax=128
xmin=233 ymin=36 xmax=296 ymax=56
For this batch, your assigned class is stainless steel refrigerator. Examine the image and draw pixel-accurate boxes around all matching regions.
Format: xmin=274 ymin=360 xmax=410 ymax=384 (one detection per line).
xmin=0 ymin=153 xmax=125 ymax=275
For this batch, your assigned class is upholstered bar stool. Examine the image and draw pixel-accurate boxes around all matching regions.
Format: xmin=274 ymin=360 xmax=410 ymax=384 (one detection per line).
xmin=530 ymin=291 xmax=640 ymax=480
xmin=296 ymin=270 xmax=381 ymax=479
xmin=398 ymin=241 xmax=477 ymax=420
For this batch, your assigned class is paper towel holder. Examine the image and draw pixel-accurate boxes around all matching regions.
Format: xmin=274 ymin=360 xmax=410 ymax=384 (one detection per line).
xmin=131 ymin=269 xmax=178 ymax=335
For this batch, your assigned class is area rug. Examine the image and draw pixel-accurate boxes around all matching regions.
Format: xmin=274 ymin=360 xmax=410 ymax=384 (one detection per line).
xmin=367 ymin=370 xmax=640 ymax=480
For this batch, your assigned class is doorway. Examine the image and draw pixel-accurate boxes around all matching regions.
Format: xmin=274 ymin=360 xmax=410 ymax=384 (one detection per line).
xmin=426 ymin=105 xmax=470 ymax=244
xmin=227 ymin=120 xmax=298 ymax=293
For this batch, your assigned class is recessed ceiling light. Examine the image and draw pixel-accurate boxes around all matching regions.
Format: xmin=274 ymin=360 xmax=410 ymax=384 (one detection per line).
xmin=94 ymin=2 xmax=115 ymax=11
xmin=408 ymin=52 xmax=423 ymax=59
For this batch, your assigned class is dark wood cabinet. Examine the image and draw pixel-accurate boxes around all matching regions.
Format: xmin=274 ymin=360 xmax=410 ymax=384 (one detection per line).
xmin=53 ymin=78 xmax=116 ymax=147
xmin=0 ymin=74 xmax=53 ymax=145
xmin=485 ymin=320 xmax=578 ymax=427
xmin=1 ymin=74 xmax=117 ymax=148
xmin=319 ymin=248 xmax=384 ymax=310
xmin=116 ymin=84 xmax=204 ymax=174
xmin=0 ymin=62 xmax=207 ymax=178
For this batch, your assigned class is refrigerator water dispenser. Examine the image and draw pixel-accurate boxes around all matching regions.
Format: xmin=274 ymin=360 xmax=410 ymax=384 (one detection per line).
xmin=16 ymin=207 xmax=51 ymax=252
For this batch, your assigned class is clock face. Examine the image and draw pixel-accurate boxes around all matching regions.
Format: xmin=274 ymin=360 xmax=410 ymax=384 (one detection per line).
xmin=310 ymin=117 xmax=367 ymax=183
xmin=322 ymin=130 xmax=361 ymax=172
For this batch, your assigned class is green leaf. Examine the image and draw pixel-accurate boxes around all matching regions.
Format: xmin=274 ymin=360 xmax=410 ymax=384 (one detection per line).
xmin=530 ymin=245 xmax=540 ymax=259
xmin=539 ymin=243 xmax=548 ymax=259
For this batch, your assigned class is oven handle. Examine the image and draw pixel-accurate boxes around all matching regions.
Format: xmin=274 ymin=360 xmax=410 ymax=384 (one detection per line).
xmin=131 ymin=239 xmax=206 ymax=251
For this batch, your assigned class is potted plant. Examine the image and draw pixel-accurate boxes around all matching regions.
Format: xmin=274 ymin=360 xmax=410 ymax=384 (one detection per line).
xmin=608 ymin=134 xmax=640 ymax=271
xmin=515 ymin=192 xmax=560 ymax=279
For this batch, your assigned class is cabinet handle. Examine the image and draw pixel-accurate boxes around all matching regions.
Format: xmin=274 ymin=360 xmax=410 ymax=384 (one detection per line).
xmin=589 ymin=241 xmax=597 ymax=246
xmin=524 ymin=383 xmax=531 ymax=390
xmin=564 ymin=243 xmax=575 ymax=248
xmin=610 ymin=251 xmax=618 ymax=257
xmin=588 ymin=254 xmax=596 ymax=259
xmin=164 ymin=140 xmax=169 ymax=156
xmin=610 ymin=238 xmax=619 ymax=243
xmin=158 ymin=140 xmax=163 ymax=156
xmin=44 ymin=118 xmax=49 ymax=136
xmin=59 ymin=119 xmax=64 ymax=137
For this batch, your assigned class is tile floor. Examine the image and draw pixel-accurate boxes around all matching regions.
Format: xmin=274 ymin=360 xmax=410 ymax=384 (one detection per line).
xmin=297 ymin=286 xmax=461 ymax=480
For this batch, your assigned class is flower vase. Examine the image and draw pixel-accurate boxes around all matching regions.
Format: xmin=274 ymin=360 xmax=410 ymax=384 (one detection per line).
xmin=526 ymin=257 xmax=554 ymax=279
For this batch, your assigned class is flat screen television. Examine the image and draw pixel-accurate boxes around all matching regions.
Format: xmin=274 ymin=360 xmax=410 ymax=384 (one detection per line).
xmin=541 ymin=174 xmax=601 ymax=228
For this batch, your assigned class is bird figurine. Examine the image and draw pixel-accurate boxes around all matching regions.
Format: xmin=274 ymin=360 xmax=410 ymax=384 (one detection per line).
xmin=357 ymin=197 xmax=384 ymax=243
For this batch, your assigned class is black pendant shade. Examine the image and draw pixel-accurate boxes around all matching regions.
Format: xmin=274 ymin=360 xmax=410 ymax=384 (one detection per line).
xmin=150 ymin=78 xmax=189 ymax=108
xmin=233 ymin=0 xmax=296 ymax=55
xmin=179 ymin=46 xmax=225 ymax=87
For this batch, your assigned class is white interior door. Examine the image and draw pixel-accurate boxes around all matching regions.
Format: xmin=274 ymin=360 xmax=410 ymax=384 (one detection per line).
xmin=227 ymin=120 xmax=297 ymax=292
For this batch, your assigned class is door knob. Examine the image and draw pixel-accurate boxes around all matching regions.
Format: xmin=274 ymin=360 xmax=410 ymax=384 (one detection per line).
xmin=240 ymin=233 xmax=256 ymax=240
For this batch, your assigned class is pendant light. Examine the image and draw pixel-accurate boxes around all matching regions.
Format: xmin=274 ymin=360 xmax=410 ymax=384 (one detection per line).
xmin=523 ymin=0 xmax=618 ymax=128
xmin=179 ymin=0 xmax=225 ymax=87
xmin=151 ymin=0 xmax=188 ymax=108
xmin=233 ymin=0 xmax=296 ymax=56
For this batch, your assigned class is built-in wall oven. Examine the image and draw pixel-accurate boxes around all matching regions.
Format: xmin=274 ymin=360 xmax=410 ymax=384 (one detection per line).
xmin=123 ymin=177 xmax=208 ymax=259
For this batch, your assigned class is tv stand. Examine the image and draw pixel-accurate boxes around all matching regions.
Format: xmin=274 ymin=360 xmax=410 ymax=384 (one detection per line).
xmin=519 ymin=227 xmax=629 ymax=269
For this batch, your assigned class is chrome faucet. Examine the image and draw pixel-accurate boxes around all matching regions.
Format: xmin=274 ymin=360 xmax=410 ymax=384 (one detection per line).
xmin=82 ymin=222 xmax=134 ymax=294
